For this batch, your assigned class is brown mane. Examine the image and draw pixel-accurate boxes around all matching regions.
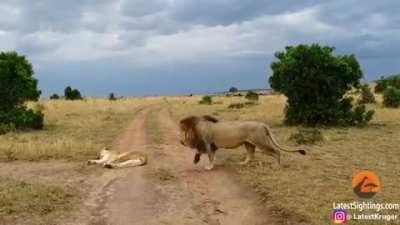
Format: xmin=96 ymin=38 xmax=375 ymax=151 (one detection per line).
xmin=179 ymin=116 xmax=218 ymax=153
xmin=202 ymin=115 xmax=219 ymax=123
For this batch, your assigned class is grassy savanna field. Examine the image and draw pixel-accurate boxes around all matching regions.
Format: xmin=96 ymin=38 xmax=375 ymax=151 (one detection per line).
xmin=168 ymin=94 xmax=400 ymax=225
xmin=0 ymin=98 xmax=161 ymax=224
xmin=0 ymin=94 xmax=399 ymax=225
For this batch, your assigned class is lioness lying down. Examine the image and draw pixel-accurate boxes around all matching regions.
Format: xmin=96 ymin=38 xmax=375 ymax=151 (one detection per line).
xmin=88 ymin=147 xmax=147 ymax=169
xmin=179 ymin=115 xmax=306 ymax=170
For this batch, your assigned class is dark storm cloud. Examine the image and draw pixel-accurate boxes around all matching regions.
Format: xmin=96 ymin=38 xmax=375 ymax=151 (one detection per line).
xmin=170 ymin=0 xmax=322 ymax=26
xmin=0 ymin=0 xmax=399 ymax=96
xmin=120 ymin=0 xmax=168 ymax=17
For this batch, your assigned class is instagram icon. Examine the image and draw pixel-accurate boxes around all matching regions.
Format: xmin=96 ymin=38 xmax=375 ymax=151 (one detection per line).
xmin=332 ymin=209 xmax=347 ymax=224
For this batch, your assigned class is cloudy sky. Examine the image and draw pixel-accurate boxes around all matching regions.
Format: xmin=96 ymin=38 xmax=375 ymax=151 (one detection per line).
xmin=0 ymin=0 xmax=399 ymax=97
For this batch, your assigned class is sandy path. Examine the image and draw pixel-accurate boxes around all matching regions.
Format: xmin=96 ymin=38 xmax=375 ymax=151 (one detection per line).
xmin=88 ymin=107 xmax=277 ymax=225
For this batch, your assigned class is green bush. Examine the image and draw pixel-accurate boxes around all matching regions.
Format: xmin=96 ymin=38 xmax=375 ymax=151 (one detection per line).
xmin=49 ymin=94 xmax=60 ymax=100
xmin=0 ymin=52 xmax=41 ymax=112
xmin=269 ymin=44 xmax=374 ymax=126
xmin=228 ymin=103 xmax=244 ymax=109
xmin=0 ymin=51 xmax=44 ymax=132
xmin=358 ymin=84 xmax=376 ymax=104
xmin=229 ymin=87 xmax=238 ymax=93
xmin=383 ymin=87 xmax=400 ymax=108
xmin=290 ymin=128 xmax=324 ymax=145
xmin=245 ymin=91 xmax=259 ymax=101
xmin=228 ymin=101 xmax=257 ymax=109
xmin=346 ymin=104 xmax=375 ymax=126
xmin=109 ymin=93 xmax=117 ymax=101
xmin=199 ymin=95 xmax=213 ymax=105
xmin=64 ymin=86 xmax=83 ymax=100
xmin=0 ymin=123 xmax=16 ymax=135
xmin=375 ymin=75 xmax=400 ymax=93
xmin=0 ymin=106 xmax=44 ymax=130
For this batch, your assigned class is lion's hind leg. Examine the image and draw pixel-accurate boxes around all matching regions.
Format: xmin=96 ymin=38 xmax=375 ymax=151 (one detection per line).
xmin=253 ymin=140 xmax=281 ymax=164
xmin=103 ymin=159 xmax=144 ymax=169
xmin=239 ymin=142 xmax=255 ymax=165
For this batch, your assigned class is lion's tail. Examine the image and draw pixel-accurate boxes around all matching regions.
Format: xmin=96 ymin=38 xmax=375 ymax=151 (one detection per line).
xmin=264 ymin=126 xmax=306 ymax=155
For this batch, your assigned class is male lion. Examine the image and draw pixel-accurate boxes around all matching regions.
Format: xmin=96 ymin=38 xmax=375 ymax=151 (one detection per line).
xmin=179 ymin=115 xmax=306 ymax=170
xmin=88 ymin=147 xmax=147 ymax=169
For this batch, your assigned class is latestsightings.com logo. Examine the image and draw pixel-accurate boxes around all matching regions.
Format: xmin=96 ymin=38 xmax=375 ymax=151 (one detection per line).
xmin=332 ymin=209 xmax=348 ymax=224
xmin=352 ymin=171 xmax=381 ymax=199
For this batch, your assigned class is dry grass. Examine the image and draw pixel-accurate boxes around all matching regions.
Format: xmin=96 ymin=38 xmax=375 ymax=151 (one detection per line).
xmin=168 ymin=94 xmax=400 ymax=225
xmin=0 ymin=98 xmax=159 ymax=161
xmin=0 ymin=98 xmax=161 ymax=225
xmin=146 ymin=109 xmax=163 ymax=145
xmin=0 ymin=177 xmax=76 ymax=225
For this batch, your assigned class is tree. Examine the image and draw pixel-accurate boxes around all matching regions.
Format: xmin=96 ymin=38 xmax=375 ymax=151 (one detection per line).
xmin=269 ymin=44 xmax=374 ymax=126
xmin=109 ymin=93 xmax=117 ymax=101
xmin=229 ymin=87 xmax=238 ymax=92
xmin=0 ymin=51 xmax=43 ymax=130
xmin=64 ymin=86 xmax=72 ymax=98
xmin=0 ymin=52 xmax=41 ymax=111
xmin=50 ymin=94 xmax=60 ymax=100
xmin=64 ymin=86 xmax=83 ymax=100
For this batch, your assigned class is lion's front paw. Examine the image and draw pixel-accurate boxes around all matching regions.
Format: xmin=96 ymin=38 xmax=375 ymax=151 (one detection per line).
xmin=204 ymin=164 xmax=214 ymax=170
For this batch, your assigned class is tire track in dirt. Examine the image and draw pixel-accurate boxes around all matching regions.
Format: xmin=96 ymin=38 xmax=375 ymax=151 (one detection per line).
xmin=87 ymin=106 xmax=154 ymax=225
xmin=88 ymin=106 xmax=278 ymax=225
xmin=156 ymin=107 xmax=279 ymax=225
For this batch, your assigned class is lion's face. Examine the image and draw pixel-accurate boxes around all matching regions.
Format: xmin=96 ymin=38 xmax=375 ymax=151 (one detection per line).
xmin=179 ymin=126 xmax=191 ymax=147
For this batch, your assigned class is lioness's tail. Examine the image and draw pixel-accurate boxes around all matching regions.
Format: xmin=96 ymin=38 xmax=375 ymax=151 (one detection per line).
xmin=264 ymin=126 xmax=306 ymax=155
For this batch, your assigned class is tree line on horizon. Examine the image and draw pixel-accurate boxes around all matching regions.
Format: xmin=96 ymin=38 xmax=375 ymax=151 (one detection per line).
xmin=1 ymin=43 xmax=400 ymax=133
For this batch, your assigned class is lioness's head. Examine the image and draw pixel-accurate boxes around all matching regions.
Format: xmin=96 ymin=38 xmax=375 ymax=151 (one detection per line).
xmin=100 ymin=147 xmax=110 ymax=158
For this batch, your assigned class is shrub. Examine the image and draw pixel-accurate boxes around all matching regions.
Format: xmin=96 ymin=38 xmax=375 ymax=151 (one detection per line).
xmin=228 ymin=103 xmax=244 ymax=109
xmin=0 ymin=106 xmax=44 ymax=130
xmin=64 ymin=86 xmax=83 ymax=100
xmin=228 ymin=101 xmax=257 ymax=109
xmin=374 ymin=75 xmax=400 ymax=93
xmin=289 ymin=128 xmax=324 ymax=145
xmin=109 ymin=93 xmax=117 ymax=101
xmin=49 ymin=94 xmax=60 ymax=100
xmin=383 ymin=87 xmax=400 ymax=108
xmin=0 ymin=123 xmax=16 ymax=135
xmin=346 ymin=104 xmax=375 ymax=126
xmin=269 ymin=44 xmax=374 ymax=126
xmin=0 ymin=52 xmax=43 ymax=132
xmin=358 ymin=84 xmax=376 ymax=104
xmin=199 ymin=95 xmax=213 ymax=105
xmin=245 ymin=91 xmax=259 ymax=101
xmin=229 ymin=87 xmax=238 ymax=92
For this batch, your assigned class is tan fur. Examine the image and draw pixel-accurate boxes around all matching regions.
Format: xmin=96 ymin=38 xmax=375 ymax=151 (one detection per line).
xmin=88 ymin=147 xmax=147 ymax=169
xmin=180 ymin=115 xmax=306 ymax=170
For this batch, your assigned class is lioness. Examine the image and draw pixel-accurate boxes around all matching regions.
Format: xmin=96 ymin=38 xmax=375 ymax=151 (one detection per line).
xmin=88 ymin=147 xmax=147 ymax=169
xmin=179 ymin=115 xmax=306 ymax=170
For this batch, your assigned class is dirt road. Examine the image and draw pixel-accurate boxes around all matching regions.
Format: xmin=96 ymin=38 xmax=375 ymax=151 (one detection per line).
xmin=87 ymin=107 xmax=277 ymax=225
